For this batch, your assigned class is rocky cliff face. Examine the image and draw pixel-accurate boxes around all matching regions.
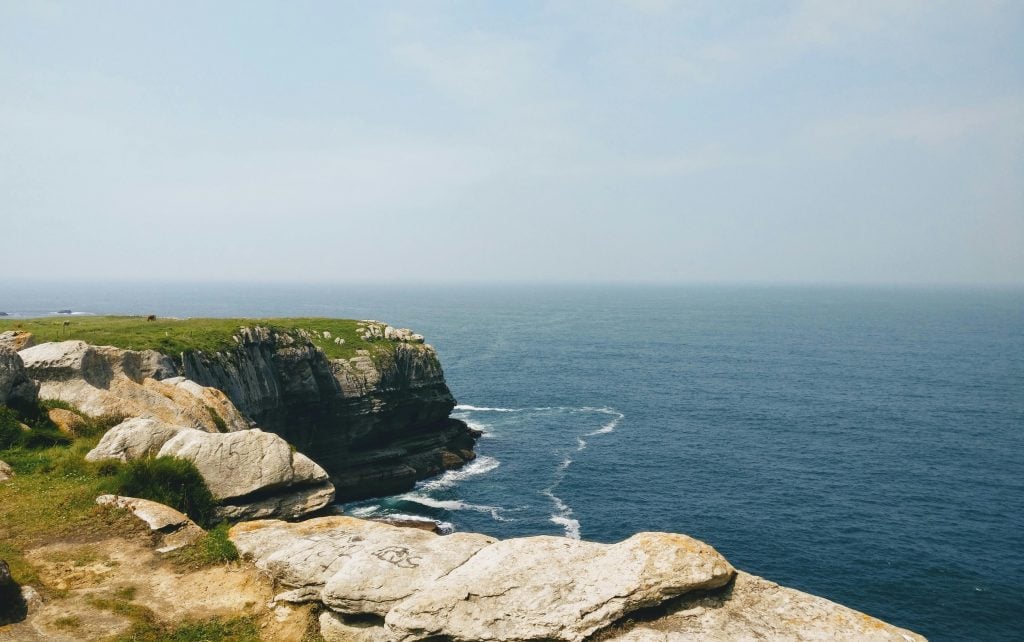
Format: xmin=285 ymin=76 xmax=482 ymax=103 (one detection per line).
xmin=173 ymin=325 xmax=476 ymax=501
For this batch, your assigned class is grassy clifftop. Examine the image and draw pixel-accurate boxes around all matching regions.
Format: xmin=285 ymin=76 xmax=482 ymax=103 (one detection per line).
xmin=0 ymin=316 xmax=389 ymax=360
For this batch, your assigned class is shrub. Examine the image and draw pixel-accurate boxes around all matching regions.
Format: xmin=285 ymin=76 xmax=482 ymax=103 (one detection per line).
xmin=112 ymin=457 xmax=217 ymax=528
xmin=0 ymin=405 xmax=70 ymax=451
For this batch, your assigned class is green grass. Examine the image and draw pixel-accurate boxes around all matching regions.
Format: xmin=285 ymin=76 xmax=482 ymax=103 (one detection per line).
xmin=0 ymin=401 xmax=224 ymax=587
xmin=0 ymin=316 xmax=402 ymax=360
xmin=166 ymin=523 xmax=239 ymax=570
xmin=108 ymin=456 xmax=218 ymax=529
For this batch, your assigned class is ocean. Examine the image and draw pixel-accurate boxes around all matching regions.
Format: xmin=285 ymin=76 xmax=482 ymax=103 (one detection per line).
xmin=3 ymin=282 xmax=1022 ymax=640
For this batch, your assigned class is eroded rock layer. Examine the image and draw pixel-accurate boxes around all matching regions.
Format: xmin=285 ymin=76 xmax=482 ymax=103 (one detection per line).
xmin=176 ymin=326 xmax=476 ymax=500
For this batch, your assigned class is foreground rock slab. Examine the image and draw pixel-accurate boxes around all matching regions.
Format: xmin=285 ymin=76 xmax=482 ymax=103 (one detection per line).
xmin=384 ymin=532 xmax=735 ymax=642
xmin=96 ymin=495 xmax=205 ymax=553
xmin=231 ymin=517 xmax=392 ymax=597
xmin=607 ymin=571 xmax=926 ymax=642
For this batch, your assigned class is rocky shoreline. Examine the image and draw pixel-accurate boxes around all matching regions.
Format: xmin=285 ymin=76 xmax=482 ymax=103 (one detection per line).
xmin=0 ymin=320 xmax=927 ymax=641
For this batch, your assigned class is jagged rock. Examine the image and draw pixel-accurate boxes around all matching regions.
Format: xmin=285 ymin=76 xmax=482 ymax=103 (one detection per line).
xmin=85 ymin=417 xmax=194 ymax=462
xmin=95 ymin=495 xmax=205 ymax=553
xmin=0 ymin=331 xmax=34 ymax=351
xmin=321 ymin=528 xmax=495 ymax=616
xmin=46 ymin=407 xmax=88 ymax=436
xmin=319 ymin=611 xmax=386 ymax=642
xmin=0 ymin=460 xmax=12 ymax=483
xmin=0 ymin=346 xmax=39 ymax=407
xmin=158 ymin=429 xmax=335 ymax=520
xmin=19 ymin=341 xmax=248 ymax=433
xmin=606 ymin=571 xmax=926 ymax=642
xmin=384 ymin=532 xmax=735 ymax=642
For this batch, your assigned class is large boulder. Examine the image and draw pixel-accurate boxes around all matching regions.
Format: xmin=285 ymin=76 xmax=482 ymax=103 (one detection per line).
xmin=85 ymin=417 xmax=194 ymax=462
xmin=158 ymin=429 xmax=335 ymax=520
xmin=606 ymin=571 xmax=927 ymax=642
xmin=18 ymin=341 xmax=248 ymax=433
xmin=384 ymin=533 xmax=735 ymax=642
xmin=0 ymin=346 xmax=38 ymax=407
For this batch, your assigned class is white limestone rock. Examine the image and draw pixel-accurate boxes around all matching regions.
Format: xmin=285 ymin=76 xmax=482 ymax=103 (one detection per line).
xmin=319 ymin=611 xmax=387 ymax=642
xmin=605 ymin=571 xmax=927 ymax=642
xmin=384 ymin=532 xmax=735 ymax=642
xmin=157 ymin=428 xmax=332 ymax=502
xmin=18 ymin=341 xmax=248 ymax=433
xmin=321 ymin=527 xmax=495 ymax=616
xmin=85 ymin=417 xmax=194 ymax=462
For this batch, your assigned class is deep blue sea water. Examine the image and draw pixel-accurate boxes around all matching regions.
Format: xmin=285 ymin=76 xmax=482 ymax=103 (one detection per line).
xmin=3 ymin=283 xmax=1022 ymax=640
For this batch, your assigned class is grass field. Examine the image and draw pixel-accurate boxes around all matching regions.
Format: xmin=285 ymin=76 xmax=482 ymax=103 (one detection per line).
xmin=0 ymin=316 xmax=393 ymax=360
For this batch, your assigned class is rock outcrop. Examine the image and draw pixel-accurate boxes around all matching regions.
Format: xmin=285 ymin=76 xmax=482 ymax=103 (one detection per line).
xmin=385 ymin=533 xmax=735 ymax=642
xmin=157 ymin=429 xmax=335 ymax=520
xmin=230 ymin=517 xmax=925 ymax=642
xmin=18 ymin=341 xmax=248 ymax=433
xmin=606 ymin=571 xmax=926 ymax=641
xmin=95 ymin=495 xmax=205 ymax=553
xmin=176 ymin=326 xmax=476 ymax=500
xmin=85 ymin=417 xmax=192 ymax=462
xmin=0 ymin=346 xmax=38 ymax=408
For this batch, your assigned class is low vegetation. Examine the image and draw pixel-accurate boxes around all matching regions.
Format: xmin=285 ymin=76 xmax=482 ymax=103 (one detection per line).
xmin=167 ymin=523 xmax=239 ymax=570
xmin=0 ymin=315 xmax=395 ymax=360
xmin=0 ymin=401 xmax=227 ymax=587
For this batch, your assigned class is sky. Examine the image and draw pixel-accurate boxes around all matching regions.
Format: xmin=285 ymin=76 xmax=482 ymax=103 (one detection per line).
xmin=2 ymin=1 xmax=1022 ymax=284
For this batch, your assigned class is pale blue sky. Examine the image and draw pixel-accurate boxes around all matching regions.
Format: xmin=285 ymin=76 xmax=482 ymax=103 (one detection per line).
xmin=2 ymin=1 xmax=1022 ymax=284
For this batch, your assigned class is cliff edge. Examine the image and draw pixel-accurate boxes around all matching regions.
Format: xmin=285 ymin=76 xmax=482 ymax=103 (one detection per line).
xmin=0 ymin=317 xmax=478 ymax=501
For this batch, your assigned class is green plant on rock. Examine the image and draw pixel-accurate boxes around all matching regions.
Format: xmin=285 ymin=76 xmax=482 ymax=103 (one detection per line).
xmin=112 ymin=457 xmax=217 ymax=529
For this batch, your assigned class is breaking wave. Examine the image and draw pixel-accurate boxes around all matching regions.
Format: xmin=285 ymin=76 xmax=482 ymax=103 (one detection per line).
xmin=417 ymin=456 xmax=501 ymax=492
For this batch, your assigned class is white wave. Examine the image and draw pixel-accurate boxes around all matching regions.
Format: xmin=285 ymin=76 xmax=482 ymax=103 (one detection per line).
xmin=557 ymin=456 xmax=573 ymax=471
xmin=584 ymin=408 xmax=624 ymax=436
xmin=399 ymin=494 xmax=510 ymax=522
xmin=416 ymin=456 xmax=500 ymax=492
xmin=347 ymin=504 xmax=382 ymax=517
xmin=541 ymin=487 xmax=580 ymax=539
xmin=576 ymin=437 xmax=587 ymax=451
xmin=457 ymin=418 xmax=497 ymax=439
xmin=455 ymin=404 xmax=523 ymax=412
xmin=550 ymin=515 xmax=581 ymax=540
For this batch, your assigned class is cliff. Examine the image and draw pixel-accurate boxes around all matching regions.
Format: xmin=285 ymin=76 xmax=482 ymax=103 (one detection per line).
xmin=177 ymin=324 xmax=476 ymax=500
xmin=0 ymin=318 xmax=478 ymax=501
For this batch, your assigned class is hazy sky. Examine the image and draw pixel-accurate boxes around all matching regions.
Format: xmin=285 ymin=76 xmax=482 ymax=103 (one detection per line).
xmin=2 ymin=1 xmax=1022 ymax=284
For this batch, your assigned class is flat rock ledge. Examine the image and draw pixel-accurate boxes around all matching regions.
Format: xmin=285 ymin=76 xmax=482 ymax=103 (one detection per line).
xmin=96 ymin=495 xmax=205 ymax=553
xmin=230 ymin=517 xmax=745 ymax=642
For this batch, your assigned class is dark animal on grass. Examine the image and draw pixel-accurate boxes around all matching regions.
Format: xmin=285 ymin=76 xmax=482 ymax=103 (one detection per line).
xmin=147 ymin=315 xmax=156 ymax=322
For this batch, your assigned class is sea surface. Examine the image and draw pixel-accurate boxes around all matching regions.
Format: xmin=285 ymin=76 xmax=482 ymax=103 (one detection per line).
xmin=3 ymin=283 xmax=1022 ymax=640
